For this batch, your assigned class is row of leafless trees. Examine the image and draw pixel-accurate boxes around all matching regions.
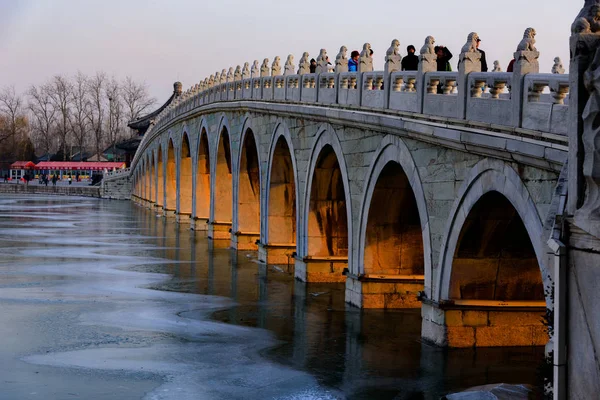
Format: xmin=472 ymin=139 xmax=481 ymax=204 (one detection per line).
xmin=0 ymin=72 xmax=156 ymax=162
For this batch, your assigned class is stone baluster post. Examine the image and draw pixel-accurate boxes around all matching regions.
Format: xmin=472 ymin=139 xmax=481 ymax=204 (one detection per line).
xmin=417 ymin=36 xmax=437 ymax=114
xmin=457 ymin=32 xmax=482 ymax=119
xmin=571 ymin=26 xmax=600 ymax=233
xmin=384 ymin=39 xmax=401 ymax=109
xmin=511 ymin=28 xmax=539 ymax=128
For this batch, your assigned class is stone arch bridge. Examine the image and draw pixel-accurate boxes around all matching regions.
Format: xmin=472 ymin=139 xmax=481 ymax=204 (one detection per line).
xmin=128 ymin=31 xmax=569 ymax=348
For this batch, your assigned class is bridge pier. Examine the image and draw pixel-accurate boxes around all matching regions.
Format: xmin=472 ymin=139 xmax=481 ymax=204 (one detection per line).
xmin=208 ymin=221 xmax=232 ymax=248
xmin=257 ymin=242 xmax=295 ymax=266
xmin=191 ymin=217 xmax=208 ymax=231
xmin=421 ymin=301 xmax=547 ymax=348
xmin=230 ymin=231 xmax=259 ymax=251
xmin=345 ymin=275 xmax=423 ymax=309
xmin=163 ymin=208 xmax=177 ymax=218
xmin=294 ymin=256 xmax=347 ymax=283
xmin=176 ymin=212 xmax=191 ymax=225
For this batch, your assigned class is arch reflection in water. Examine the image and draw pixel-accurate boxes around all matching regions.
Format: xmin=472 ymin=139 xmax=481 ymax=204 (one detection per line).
xmin=134 ymin=205 xmax=545 ymax=398
xmin=210 ymin=127 xmax=233 ymax=243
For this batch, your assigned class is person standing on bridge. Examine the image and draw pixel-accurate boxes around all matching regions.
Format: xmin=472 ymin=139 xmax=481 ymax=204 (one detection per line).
xmin=435 ymin=45 xmax=453 ymax=71
xmin=309 ymin=59 xmax=317 ymax=73
xmin=348 ymin=51 xmax=360 ymax=72
xmin=401 ymin=45 xmax=418 ymax=71
xmin=476 ymin=37 xmax=488 ymax=72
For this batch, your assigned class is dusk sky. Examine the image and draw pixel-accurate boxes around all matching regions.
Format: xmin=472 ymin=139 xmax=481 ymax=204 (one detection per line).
xmin=0 ymin=0 xmax=582 ymax=104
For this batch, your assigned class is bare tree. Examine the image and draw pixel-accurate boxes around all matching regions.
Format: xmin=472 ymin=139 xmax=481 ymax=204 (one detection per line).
xmin=106 ymin=77 xmax=128 ymax=160
xmin=48 ymin=75 xmax=73 ymax=160
xmin=28 ymin=84 xmax=57 ymax=159
xmin=121 ymin=76 xmax=156 ymax=131
xmin=0 ymin=86 xmax=25 ymax=147
xmin=70 ymin=72 xmax=90 ymax=160
xmin=86 ymin=72 xmax=106 ymax=160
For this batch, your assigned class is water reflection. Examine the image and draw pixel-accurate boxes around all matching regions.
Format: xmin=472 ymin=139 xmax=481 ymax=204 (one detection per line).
xmin=134 ymin=204 xmax=544 ymax=399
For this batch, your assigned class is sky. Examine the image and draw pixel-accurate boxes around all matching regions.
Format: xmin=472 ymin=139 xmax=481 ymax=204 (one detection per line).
xmin=0 ymin=0 xmax=583 ymax=105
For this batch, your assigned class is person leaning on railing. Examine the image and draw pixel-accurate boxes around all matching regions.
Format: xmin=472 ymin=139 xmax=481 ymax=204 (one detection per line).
xmin=401 ymin=45 xmax=419 ymax=71
xmin=348 ymin=51 xmax=359 ymax=72
xmin=435 ymin=45 xmax=453 ymax=71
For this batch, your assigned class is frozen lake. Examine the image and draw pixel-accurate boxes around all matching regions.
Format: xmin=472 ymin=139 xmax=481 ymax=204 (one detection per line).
xmin=0 ymin=195 xmax=544 ymax=399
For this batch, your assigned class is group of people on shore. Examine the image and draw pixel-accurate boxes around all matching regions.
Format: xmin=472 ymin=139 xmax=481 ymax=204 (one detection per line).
xmin=2 ymin=173 xmax=78 ymax=186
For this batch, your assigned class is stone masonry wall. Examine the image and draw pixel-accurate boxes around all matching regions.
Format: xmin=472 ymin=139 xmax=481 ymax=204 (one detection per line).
xmin=132 ymin=106 xmax=562 ymax=306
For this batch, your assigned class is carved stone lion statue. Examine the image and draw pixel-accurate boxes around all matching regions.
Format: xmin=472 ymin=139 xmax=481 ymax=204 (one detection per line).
xmin=242 ymin=62 xmax=250 ymax=79
xmin=573 ymin=2 xmax=600 ymax=33
xmin=260 ymin=58 xmax=270 ymax=77
xmin=208 ymin=75 xmax=215 ymax=87
xmin=284 ymin=54 xmax=295 ymax=76
xmin=226 ymin=67 xmax=234 ymax=82
xmin=552 ymin=57 xmax=565 ymax=74
xmin=220 ymin=69 xmax=227 ymax=84
xmin=420 ymin=36 xmax=435 ymax=55
xmin=461 ymin=32 xmax=479 ymax=53
xmin=234 ymin=65 xmax=242 ymax=81
xmin=492 ymin=60 xmax=502 ymax=72
xmin=251 ymin=60 xmax=260 ymax=78
xmin=385 ymin=39 xmax=401 ymax=74
xmin=272 ymin=56 xmax=282 ymax=76
xmin=298 ymin=52 xmax=310 ymax=75
xmin=359 ymin=43 xmax=373 ymax=72
xmin=516 ymin=28 xmax=537 ymax=52
xmin=335 ymin=46 xmax=348 ymax=73
xmin=316 ymin=49 xmax=328 ymax=74
xmin=386 ymin=39 xmax=400 ymax=57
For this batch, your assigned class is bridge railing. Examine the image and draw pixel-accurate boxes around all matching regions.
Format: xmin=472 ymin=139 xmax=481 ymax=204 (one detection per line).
xmin=135 ymin=29 xmax=571 ymax=169
xmin=466 ymin=72 xmax=513 ymax=126
xmin=522 ymin=73 xmax=569 ymax=135
xmin=168 ymin=68 xmax=568 ymax=137
xmin=103 ymin=167 xmax=131 ymax=182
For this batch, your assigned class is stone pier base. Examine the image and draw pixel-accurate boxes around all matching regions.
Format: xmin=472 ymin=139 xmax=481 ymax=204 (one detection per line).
xmin=345 ymin=275 xmax=424 ymax=309
xmin=176 ymin=213 xmax=192 ymax=225
xmin=231 ymin=232 xmax=259 ymax=251
xmin=163 ymin=208 xmax=177 ymax=218
xmin=208 ymin=221 xmax=232 ymax=248
xmin=420 ymin=301 xmax=548 ymax=348
xmin=257 ymin=243 xmax=295 ymax=265
xmin=294 ymin=256 xmax=347 ymax=283
xmin=191 ymin=217 xmax=208 ymax=231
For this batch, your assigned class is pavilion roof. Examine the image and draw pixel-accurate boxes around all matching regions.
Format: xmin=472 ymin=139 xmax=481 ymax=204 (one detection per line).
xmin=10 ymin=161 xmax=36 ymax=169
xmin=34 ymin=161 xmax=125 ymax=171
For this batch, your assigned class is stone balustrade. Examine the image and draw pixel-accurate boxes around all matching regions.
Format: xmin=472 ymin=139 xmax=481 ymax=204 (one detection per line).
xmin=136 ymin=28 xmax=569 ymax=168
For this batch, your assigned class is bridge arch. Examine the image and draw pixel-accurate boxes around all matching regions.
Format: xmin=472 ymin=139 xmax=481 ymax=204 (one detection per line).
xmin=179 ymin=131 xmax=193 ymax=215
xmin=150 ymin=150 xmax=157 ymax=203
xmin=234 ymin=117 xmax=261 ymax=241
xmin=141 ymin=156 xmax=147 ymax=200
xmin=165 ymin=137 xmax=177 ymax=213
xmin=355 ymin=135 xmax=431 ymax=307
xmin=195 ymin=122 xmax=211 ymax=221
xmin=212 ymin=116 xmax=233 ymax=224
xmin=264 ymin=121 xmax=299 ymax=249
xmin=436 ymin=159 xmax=548 ymax=306
xmin=298 ymin=125 xmax=352 ymax=281
xmin=156 ymin=144 xmax=165 ymax=207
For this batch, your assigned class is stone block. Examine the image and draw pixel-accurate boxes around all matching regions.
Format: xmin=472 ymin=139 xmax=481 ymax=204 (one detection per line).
xmin=474 ymin=325 xmax=539 ymax=347
xmin=447 ymin=326 xmax=476 ymax=348
xmin=462 ymin=310 xmax=489 ymax=327
xmin=506 ymin=139 xmax=545 ymax=158
xmin=445 ymin=310 xmax=464 ymax=327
